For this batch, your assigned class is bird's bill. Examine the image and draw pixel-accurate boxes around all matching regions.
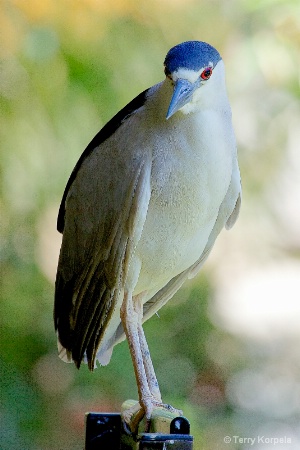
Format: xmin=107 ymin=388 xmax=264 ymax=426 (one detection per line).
xmin=166 ymin=78 xmax=199 ymax=119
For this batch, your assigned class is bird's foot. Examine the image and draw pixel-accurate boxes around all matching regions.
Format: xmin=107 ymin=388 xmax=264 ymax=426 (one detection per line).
xmin=152 ymin=401 xmax=183 ymax=416
xmin=143 ymin=398 xmax=183 ymax=418
xmin=122 ymin=397 xmax=183 ymax=434
xmin=143 ymin=398 xmax=183 ymax=432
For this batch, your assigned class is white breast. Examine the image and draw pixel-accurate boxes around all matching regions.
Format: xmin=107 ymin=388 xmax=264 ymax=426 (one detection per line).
xmin=133 ymin=103 xmax=235 ymax=294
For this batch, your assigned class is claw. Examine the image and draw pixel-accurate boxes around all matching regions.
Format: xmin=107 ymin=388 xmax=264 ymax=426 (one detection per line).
xmin=121 ymin=402 xmax=144 ymax=434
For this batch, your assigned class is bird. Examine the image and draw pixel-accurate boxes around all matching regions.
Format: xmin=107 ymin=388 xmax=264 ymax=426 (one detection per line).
xmin=54 ymin=40 xmax=241 ymax=430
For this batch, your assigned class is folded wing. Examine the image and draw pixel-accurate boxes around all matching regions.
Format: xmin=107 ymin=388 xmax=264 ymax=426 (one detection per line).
xmin=54 ymin=135 xmax=151 ymax=370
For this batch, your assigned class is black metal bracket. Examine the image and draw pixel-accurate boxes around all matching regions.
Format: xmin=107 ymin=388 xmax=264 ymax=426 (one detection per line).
xmin=85 ymin=412 xmax=121 ymax=449
xmin=85 ymin=411 xmax=193 ymax=449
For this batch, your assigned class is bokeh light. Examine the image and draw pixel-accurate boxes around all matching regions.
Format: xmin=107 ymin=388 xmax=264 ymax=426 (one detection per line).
xmin=1 ymin=0 xmax=300 ymax=449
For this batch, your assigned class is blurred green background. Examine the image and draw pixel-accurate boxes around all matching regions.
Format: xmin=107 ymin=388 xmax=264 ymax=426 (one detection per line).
xmin=1 ymin=0 xmax=300 ymax=449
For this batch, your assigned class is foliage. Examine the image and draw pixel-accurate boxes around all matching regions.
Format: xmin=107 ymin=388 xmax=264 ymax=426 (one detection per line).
xmin=1 ymin=1 xmax=300 ymax=448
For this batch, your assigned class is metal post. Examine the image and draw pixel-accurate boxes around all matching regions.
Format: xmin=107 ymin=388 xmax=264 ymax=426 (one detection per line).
xmin=138 ymin=433 xmax=193 ymax=450
xmin=85 ymin=400 xmax=194 ymax=450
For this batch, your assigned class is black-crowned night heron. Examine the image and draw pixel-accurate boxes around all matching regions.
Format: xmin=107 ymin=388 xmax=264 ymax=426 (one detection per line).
xmin=54 ymin=40 xmax=241 ymax=429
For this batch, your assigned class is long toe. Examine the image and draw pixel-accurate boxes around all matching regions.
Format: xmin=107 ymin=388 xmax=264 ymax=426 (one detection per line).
xmin=122 ymin=403 xmax=145 ymax=434
xmin=142 ymin=397 xmax=183 ymax=432
xmin=150 ymin=399 xmax=183 ymax=417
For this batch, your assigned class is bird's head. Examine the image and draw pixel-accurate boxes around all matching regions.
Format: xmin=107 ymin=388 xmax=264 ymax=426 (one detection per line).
xmin=164 ymin=41 xmax=222 ymax=119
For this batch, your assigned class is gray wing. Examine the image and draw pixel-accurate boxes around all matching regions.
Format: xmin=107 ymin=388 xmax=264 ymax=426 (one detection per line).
xmin=54 ymin=139 xmax=151 ymax=370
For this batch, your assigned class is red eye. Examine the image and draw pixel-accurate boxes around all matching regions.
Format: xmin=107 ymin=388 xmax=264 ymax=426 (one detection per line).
xmin=200 ymin=67 xmax=212 ymax=80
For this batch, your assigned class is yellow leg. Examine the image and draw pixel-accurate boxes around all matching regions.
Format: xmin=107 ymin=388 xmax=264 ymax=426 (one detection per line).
xmin=120 ymin=291 xmax=153 ymax=423
xmin=134 ymin=295 xmax=162 ymax=402
xmin=120 ymin=291 xmax=182 ymax=432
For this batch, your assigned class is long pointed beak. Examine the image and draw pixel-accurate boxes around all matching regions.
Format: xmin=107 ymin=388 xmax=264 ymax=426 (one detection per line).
xmin=166 ymin=78 xmax=199 ymax=120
